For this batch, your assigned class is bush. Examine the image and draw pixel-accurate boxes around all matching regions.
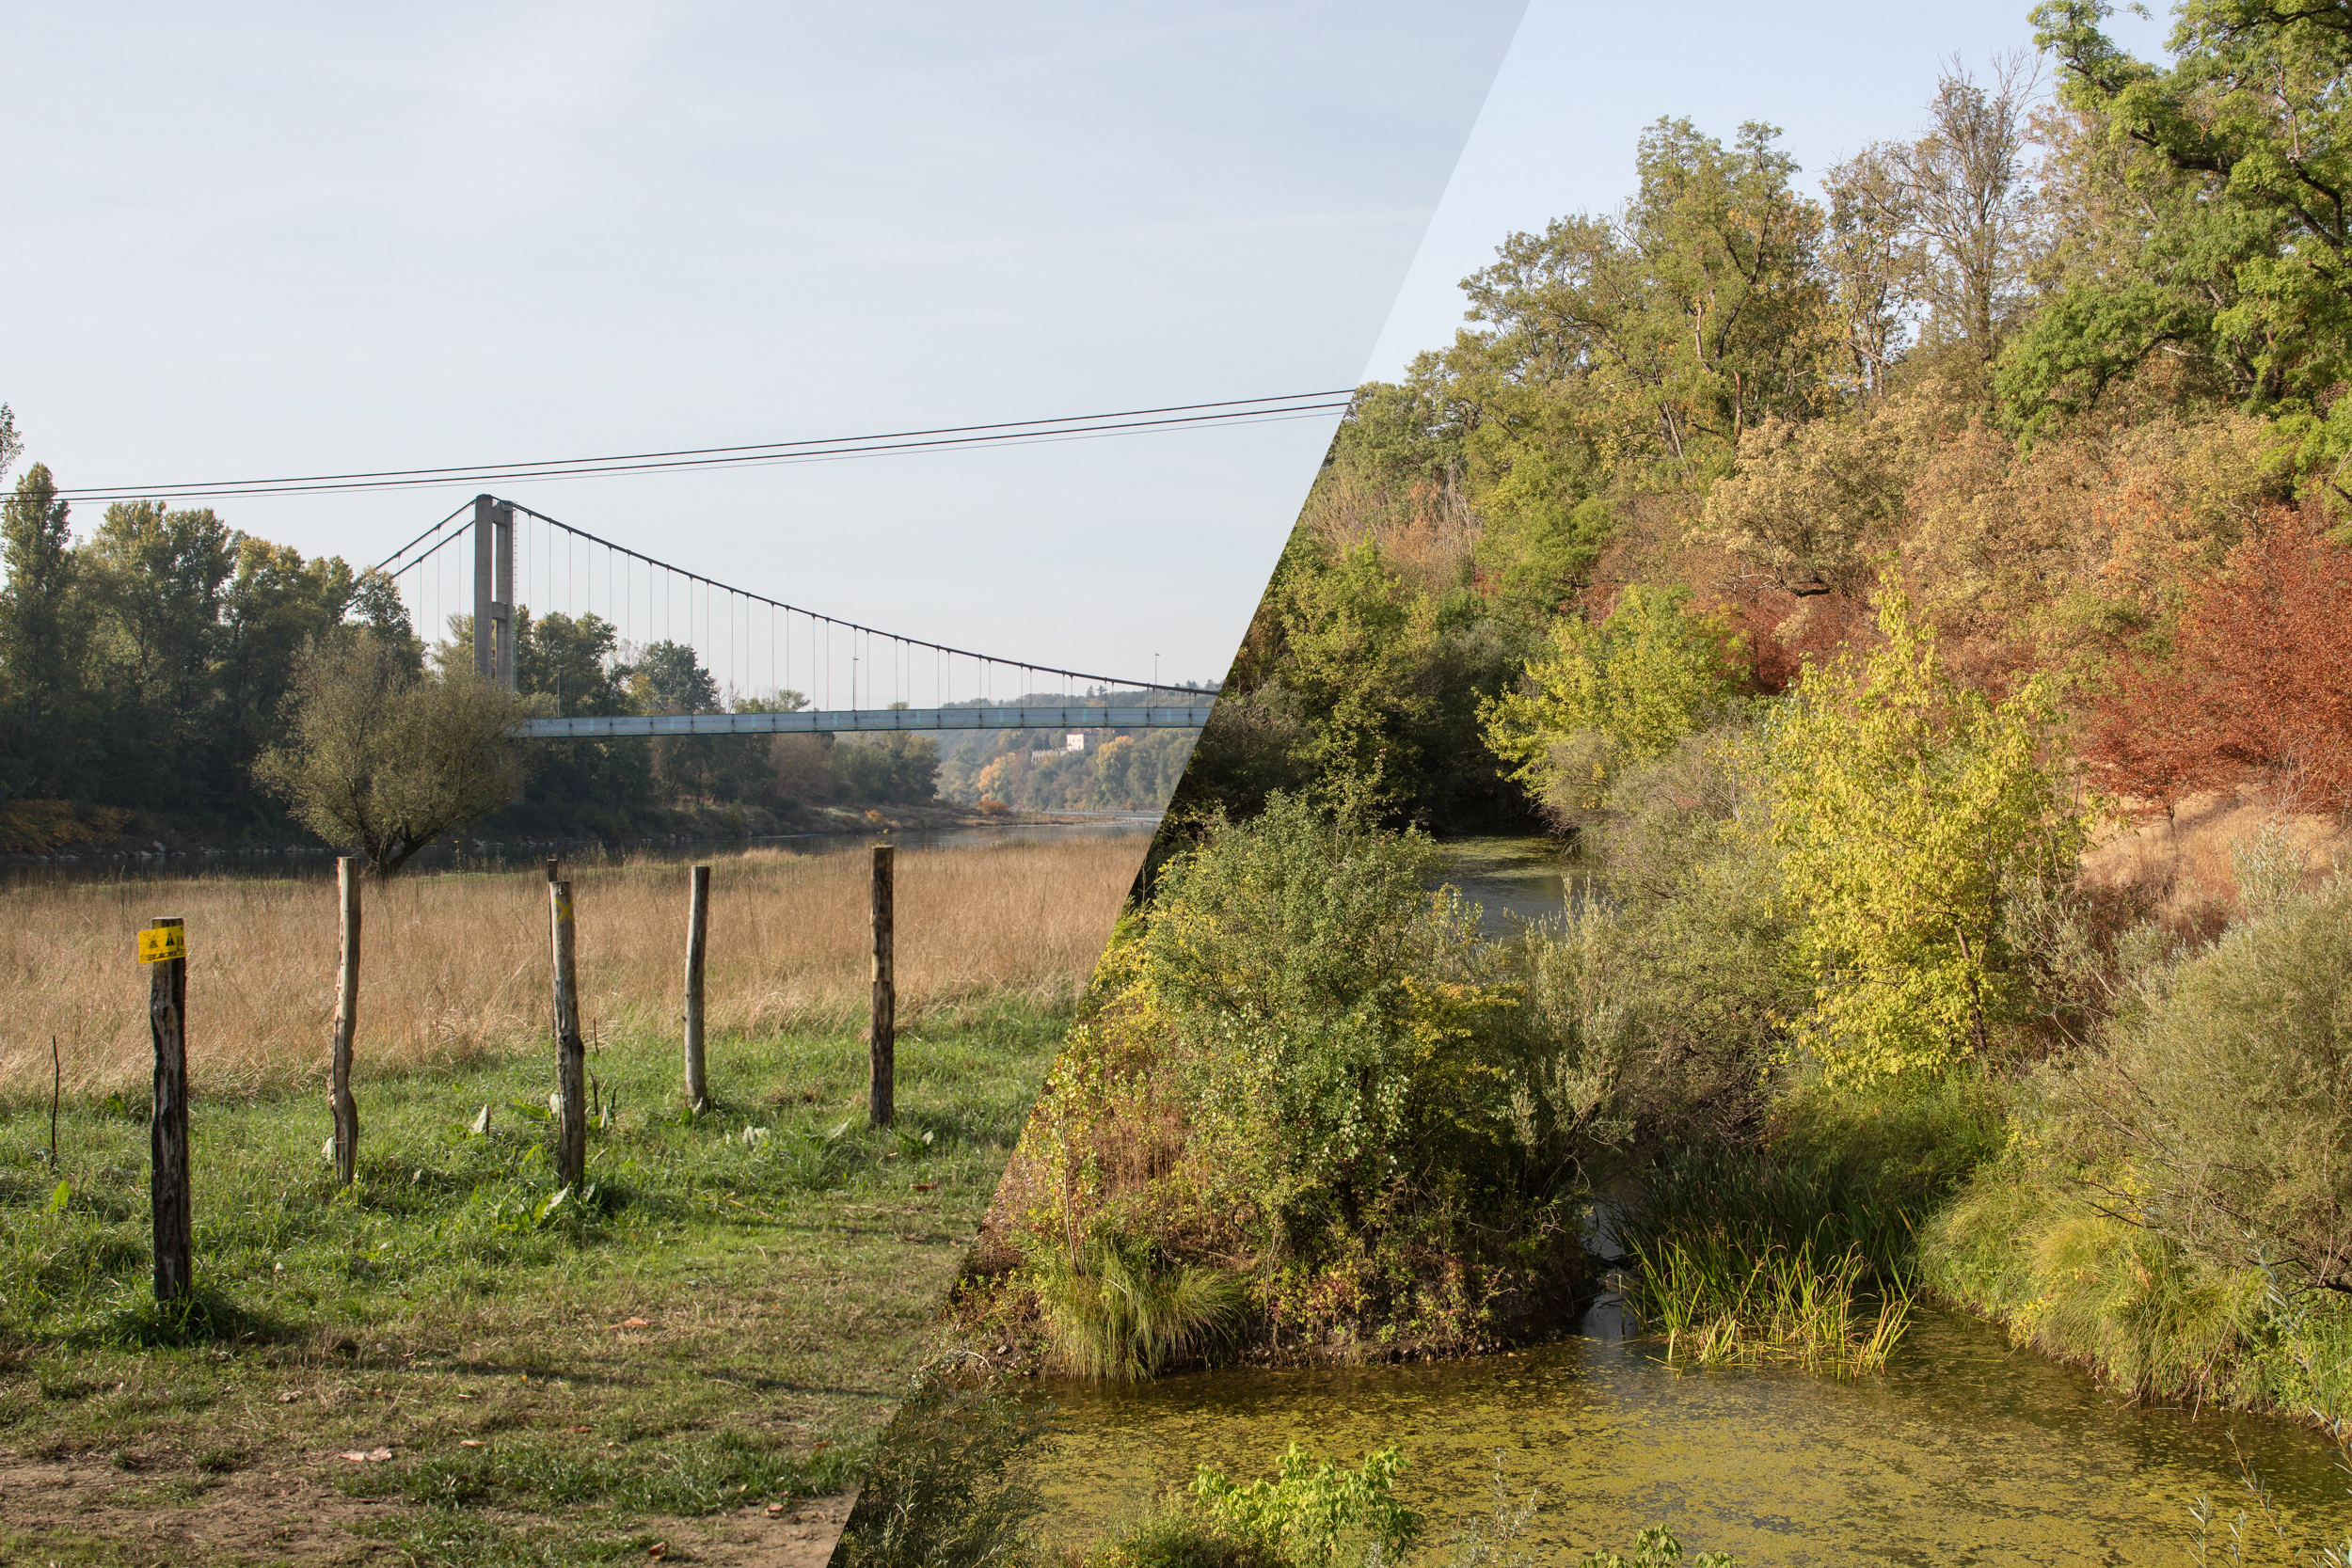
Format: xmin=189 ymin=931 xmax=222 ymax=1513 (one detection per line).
xmin=1139 ymin=793 xmax=1510 ymax=1247
xmin=1189 ymin=1444 xmax=1422 ymax=1568
xmin=2064 ymin=878 xmax=2352 ymax=1299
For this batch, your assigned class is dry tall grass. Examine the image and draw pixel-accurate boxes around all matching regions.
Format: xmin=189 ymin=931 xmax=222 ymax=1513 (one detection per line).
xmin=2083 ymin=790 xmax=2348 ymax=919
xmin=0 ymin=834 xmax=1145 ymax=1100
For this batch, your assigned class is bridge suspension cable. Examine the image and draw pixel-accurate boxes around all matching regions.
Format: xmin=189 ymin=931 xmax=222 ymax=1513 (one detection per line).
xmin=374 ymin=494 xmax=1208 ymax=732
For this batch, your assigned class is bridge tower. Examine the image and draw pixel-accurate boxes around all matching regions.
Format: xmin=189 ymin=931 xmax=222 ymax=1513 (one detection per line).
xmin=471 ymin=494 xmax=516 ymax=690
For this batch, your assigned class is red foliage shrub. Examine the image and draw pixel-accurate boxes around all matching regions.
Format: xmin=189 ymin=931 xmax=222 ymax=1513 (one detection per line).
xmin=2085 ymin=518 xmax=2352 ymax=812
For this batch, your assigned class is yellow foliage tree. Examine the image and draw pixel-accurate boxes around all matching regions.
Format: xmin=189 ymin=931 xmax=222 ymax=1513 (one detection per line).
xmin=1767 ymin=582 xmax=2086 ymax=1082
xmin=1480 ymin=584 xmax=1741 ymax=823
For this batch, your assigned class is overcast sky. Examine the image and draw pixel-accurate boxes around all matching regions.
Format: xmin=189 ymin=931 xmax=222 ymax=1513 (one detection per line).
xmin=4 ymin=1 xmax=2175 ymax=690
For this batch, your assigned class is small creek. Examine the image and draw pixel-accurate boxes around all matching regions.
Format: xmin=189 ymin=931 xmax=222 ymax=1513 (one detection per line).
xmin=1025 ymin=834 xmax=2352 ymax=1561
xmin=1029 ymin=1306 xmax=2352 ymax=1564
xmin=1435 ymin=832 xmax=1589 ymax=937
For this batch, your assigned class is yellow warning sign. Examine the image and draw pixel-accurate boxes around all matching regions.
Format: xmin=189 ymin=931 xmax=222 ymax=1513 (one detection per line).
xmin=137 ymin=926 xmax=185 ymax=965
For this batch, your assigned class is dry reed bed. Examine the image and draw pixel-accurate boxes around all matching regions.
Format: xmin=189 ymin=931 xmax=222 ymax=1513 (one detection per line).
xmin=0 ymin=835 xmax=1144 ymax=1100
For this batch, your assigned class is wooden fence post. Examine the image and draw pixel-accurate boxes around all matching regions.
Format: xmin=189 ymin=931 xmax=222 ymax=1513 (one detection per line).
xmin=146 ymin=915 xmax=191 ymax=1304
xmin=869 ymin=846 xmax=895 ymax=1129
xmin=330 ymin=857 xmax=362 ymax=1186
xmin=683 ymin=864 xmax=710 ymax=1111
xmin=548 ymin=879 xmax=587 ymax=1187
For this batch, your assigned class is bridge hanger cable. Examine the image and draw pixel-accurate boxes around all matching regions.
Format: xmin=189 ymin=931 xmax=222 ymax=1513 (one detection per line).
xmin=502 ymin=498 xmax=1192 ymax=699
xmin=53 ymin=392 xmax=1356 ymax=503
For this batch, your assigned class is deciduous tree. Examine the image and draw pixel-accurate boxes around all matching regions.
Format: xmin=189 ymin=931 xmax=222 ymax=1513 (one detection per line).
xmin=255 ymin=632 xmax=534 ymax=877
xmin=2084 ymin=518 xmax=2352 ymax=810
xmin=1768 ymin=583 xmax=2085 ymax=1082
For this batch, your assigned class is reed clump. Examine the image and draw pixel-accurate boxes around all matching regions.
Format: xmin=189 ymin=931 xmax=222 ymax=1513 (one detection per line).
xmin=0 ymin=834 xmax=1142 ymax=1100
xmin=1626 ymin=1223 xmax=1911 ymax=1375
xmin=1025 ymin=1229 xmax=1243 ymax=1382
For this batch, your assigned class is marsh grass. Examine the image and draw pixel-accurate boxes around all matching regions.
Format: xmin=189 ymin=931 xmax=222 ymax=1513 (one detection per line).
xmin=0 ymin=832 xmax=1140 ymax=1099
xmin=0 ymin=1000 xmax=1068 ymax=1562
xmin=1627 ymin=1225 xmax=1911 ymax=1375
xmin=1025 ymin=1231 xmax=1243 ymax=1382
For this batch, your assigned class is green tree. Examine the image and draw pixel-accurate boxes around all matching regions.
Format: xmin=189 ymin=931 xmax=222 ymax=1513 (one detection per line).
xmin=1766 ymin=584 xmax=2087 ymax=1082
xmin=213 ymin=538 xmax=359 ymax=800
xmin=1481 ymin=583 xmax=1742 ymax=824
xmin=255 ymin=632 xmax=535 ymax=877
xmin=85 ymin=499 xmax=236 ymax=810
xmin=2015 ymin=0 xmax=2352 ymax=445
xmin=517 ymin=610 xmax=628 ymax=718
xmin=1454 ymin=119 xmax=1833 ymax=482
xmin=0 ymin=465 xmax=90 ymax=799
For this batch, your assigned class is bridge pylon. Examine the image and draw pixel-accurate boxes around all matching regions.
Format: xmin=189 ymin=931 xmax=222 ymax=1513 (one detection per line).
xmin=471 ymin=494 xmax=516 ymax=690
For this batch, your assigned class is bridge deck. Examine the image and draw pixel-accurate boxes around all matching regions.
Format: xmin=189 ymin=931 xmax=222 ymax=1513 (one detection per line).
xmin=523 ymin=704 xmax=1216 ymax=739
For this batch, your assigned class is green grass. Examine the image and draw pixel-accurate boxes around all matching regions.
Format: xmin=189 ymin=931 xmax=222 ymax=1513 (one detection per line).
xmin=0 ymin=999 xmax=1067 ymax=1563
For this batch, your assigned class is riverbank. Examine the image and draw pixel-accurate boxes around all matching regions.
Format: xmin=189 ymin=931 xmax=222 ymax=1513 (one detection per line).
xmin=0 ymin=999 xmax=1070 ymax=1566
xmin=0 ymin=799 xmax=1124 ymax=877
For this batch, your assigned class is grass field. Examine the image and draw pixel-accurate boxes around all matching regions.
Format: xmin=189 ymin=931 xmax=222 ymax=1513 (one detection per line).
xmin=0 ymin=1004 xmax=1067 ymax=1565
xmin=0 ymin=832 xmax=1142 ymax=1565
xmin=0 ymin=832 xmax=1139 ymax=1099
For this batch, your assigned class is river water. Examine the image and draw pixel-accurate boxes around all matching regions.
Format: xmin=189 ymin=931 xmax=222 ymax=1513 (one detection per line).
xmin=1435 ymin=832 xmax=1583 ymax=936
xmin=0 ymin=814 xmax=1161 ymax=888
xmin=1025 ymin=832 xmax=2352 ymax=1562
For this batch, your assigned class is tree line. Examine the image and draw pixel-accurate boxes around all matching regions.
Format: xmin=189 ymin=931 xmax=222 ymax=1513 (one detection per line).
xmin=1183 ymin=5 xmax=2352 ymax=837
xmin=0 ymin=442 xmax=945 ymax=856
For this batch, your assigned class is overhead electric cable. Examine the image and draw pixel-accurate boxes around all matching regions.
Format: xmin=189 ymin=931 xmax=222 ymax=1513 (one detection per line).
xmin=53 ymin=391 xmax=1356 ymax=503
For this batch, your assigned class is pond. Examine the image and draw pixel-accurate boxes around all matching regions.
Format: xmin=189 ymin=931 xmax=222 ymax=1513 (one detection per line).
xmin=1437 ymin=833 xmax=1585 ymax=937
xmin=1029 ymin=1305 xmax=2352 ymax=1564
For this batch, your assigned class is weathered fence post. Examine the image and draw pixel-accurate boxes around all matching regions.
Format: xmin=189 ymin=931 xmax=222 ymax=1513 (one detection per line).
xmin=330 ymin=857 xmax=362 ymax=1186
xmin=548 ymin=879 xmax=587 ymax=1188
xmin=683 ymin=864 xmax=710 ymax=1111
xmin=869 ymin=845 xmax=895 ymax=1129
xmin=143 ymin=915 xmax=191 ymax=1304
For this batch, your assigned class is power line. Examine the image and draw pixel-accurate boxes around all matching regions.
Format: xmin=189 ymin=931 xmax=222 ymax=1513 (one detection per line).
xmin=52 ymin=391 xmax=1356 ymax=503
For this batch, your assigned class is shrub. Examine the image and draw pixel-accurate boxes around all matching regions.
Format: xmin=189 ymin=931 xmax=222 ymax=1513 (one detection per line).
xmin=2059 ymin=878 xmax=2352 ymax=1299
xmin=1766 ymin=581 xmax=2087 ymax=1082
xmin=1190 ymin=1444 xmax=1422 ymax=1568
xmin=1479 ymin=584 xmax=1743 ymax=827
xmin=1139 ymin=794 xmax=1510 ymax=1247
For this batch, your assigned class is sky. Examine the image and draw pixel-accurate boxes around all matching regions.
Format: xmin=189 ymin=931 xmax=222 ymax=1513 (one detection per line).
xmin=1369 ymin=0 xmax=2173 ymax=380
xmin=0 ymin=1 xmax=1526 ymax=692
xmin=3 ymin=1 xmax=2178 ymax=693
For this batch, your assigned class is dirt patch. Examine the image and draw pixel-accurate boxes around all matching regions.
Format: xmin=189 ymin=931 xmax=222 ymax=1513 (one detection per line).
xmin=0 ymin=1447 xmax=857 ymax=1565
xmin=0 ymin=1449 xmax=395 ymax=1564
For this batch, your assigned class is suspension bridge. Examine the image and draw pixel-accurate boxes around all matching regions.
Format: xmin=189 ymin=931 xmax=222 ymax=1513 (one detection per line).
xmin=374 ymin=494 xmax=1218 ymax=739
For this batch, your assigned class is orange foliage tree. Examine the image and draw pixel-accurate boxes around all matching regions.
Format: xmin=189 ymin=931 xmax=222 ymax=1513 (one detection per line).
xmin=2085 ymin=521 xmax=2352 ymax=812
